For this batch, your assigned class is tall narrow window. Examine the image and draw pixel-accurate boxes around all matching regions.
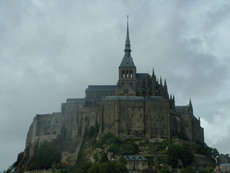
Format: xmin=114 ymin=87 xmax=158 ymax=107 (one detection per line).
xmin=130 ymin=70 xmax=132 ymax=78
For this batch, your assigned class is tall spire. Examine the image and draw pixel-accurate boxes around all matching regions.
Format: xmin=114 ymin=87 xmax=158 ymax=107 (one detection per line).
xmin=125 ymin=15 xmax=131 ymax=52
xmin=160 ymin=77 xmax=162 ymax=85
xmin=164 ymin=79 xmax=167 ymax=87
xmin=119 ymin=16 xmax=135 ymax=68
xmin=189 ymin=99 xmax=193 ymax=114
xmin=152 ymin=67 xmax=155 ymax=76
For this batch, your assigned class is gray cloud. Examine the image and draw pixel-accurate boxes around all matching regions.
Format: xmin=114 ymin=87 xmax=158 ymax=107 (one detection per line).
xmin=1 ymin=0 xmax=230 ymax=171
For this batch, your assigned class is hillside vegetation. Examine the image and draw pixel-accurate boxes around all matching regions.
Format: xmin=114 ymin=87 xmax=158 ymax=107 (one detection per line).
xmin=10 ymin=126 xmax=218 ymax=173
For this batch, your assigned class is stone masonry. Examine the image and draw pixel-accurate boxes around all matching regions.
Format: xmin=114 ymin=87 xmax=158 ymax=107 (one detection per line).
xmin=20 ymin=20 xmax=204 ymax=167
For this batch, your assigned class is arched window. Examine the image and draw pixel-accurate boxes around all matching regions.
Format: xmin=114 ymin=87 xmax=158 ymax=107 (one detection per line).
xmin=130 ymin=70 xmax=132 ymax=78
xmin=122 ymin=71 xmax=125 ymax=78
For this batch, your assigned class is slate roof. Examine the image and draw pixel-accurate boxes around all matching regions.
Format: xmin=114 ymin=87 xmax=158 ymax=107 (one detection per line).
xmin=119 ymin=54 xmax=136 ymax=68
xmin=86 ymin=85 xmax=116 ymax=92
xmin=66 ymin=98 xmax=84 ymax=103
xmin=148 ymin=96 xmax=163 ymax=101
xmin=175 ymin=106 xmax=188 ymax=114
xmin=103 ymin=96 xmax=163 ymax=101
xmin=104 ymin=96 xmax=145 ymax=101
xmin=119 ymin=18 xmax=136 ymax=68
xmin=123 ymin=155 xmax=147 ymax=161
xmin=176 ymin=106 xmax=197 ymax=119
xmin=136 ymin=73 xmax=150 ymax=78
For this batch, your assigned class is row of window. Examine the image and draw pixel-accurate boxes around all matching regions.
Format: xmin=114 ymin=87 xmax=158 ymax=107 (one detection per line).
xmin=122 ymin=70 xmax=134 ymax=78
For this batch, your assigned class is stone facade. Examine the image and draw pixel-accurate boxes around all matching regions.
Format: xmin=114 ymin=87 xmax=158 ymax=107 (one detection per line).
xmin=21 ymin=21 xmax=204 ymax=167
xmin=123 ymin=155 xmax=148 ymax=173
xmin=101 ymin=96 xmax=171 ymax=139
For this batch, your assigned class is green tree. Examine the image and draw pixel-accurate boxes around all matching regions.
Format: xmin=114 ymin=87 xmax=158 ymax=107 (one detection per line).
xmin=196 ymin=141 xmax=219 ymax=163
xmin=92 ymin=162 xmax=128 ymax=173
xmin=180 ymin=146 xmax=195 ymax=167
xmin=99 ymin=162 xmax=114 ymax=173
xmin=113 ymin=162 xmax=128 ymax=173
xmin=99 ymin=152 xmax=109 ymax=163
xmin=205 ymin=166 xmax=215 ymax=173
xmin=93 ymin=153 xmax=100 ymax=163
xmin=74 ymin=162 xmax=92 ymax=173
xmin=88 ymin=163 xmax=100 ymax=173
xmin=119 ymin=140 xmax=138 ymax=155
xmin=180 ymin=166 xmax=196 ymax=173
xmin=167 ymin=144 xmax=194 ymax=168
xmin=108 ymin=143 xmax=120 ymax=154
xmin=29 ymin=141 xmax=61 ymax=170
xmin=98 ymin=133 xmax=122 ymax=146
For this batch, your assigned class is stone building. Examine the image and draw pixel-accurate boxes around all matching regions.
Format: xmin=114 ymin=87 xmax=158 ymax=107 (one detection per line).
xmin=96 ymin=20 xmax=203 ymax=142
xmin=123 ymin=155 xmax=148 ymax=173
xmin=21 ymin=20 xmax=204 ymax=167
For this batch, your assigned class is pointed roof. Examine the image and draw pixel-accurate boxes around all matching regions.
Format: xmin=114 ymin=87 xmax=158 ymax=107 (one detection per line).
xmin=125 ymin=16 xmax=130 ymax=50
xmin=119 ymin=16 xmax=136 ymax=68
xmin=164 ymin=79 xmax=167 ymax=87
xmin=189 ymin=99 xmax=193 ymax=113
xmin=189 ymin=99 xmax=192 ymax=107
xmin=160 ymin=77 xmax=162 ymax=85
xmin=152 ymin=67 xmax=155 ymax=76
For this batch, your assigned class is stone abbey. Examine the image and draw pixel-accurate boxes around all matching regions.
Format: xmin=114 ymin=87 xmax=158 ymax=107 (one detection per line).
xmin=23 ymin=21 xmax=204 ymax=164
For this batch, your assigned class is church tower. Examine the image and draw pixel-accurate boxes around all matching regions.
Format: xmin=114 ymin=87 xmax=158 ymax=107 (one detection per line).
xmin=116 ymin=17 xmax=137 ymax=96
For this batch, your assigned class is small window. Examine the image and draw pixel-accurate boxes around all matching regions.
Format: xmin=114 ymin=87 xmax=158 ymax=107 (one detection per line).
xmin=130 ymin=70 xmax=133 ymax=78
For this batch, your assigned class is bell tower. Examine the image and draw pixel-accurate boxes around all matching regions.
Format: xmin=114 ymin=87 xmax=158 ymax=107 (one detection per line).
xmin=116 ymin=16 xmax=137 ymax=96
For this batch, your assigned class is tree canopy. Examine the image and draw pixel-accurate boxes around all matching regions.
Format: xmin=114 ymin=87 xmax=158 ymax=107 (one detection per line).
xmin=167 ymin=144 xmax=194 ymax=168
xmin=29 ymin=141 xmax=61 ymax=170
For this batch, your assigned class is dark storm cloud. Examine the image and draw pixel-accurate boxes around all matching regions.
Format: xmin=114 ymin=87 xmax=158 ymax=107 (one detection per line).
xmin=1 ymin=0 xmax=230 ymax=171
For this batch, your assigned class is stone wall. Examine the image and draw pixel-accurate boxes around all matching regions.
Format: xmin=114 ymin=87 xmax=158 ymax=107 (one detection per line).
xmin=181 ymin=114 xmax=204 ymax=143
xmin=101 ymin=96 xmax=171 ymax=139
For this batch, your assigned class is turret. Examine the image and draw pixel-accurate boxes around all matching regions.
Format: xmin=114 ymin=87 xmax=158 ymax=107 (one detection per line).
xmin=164 ymin=79 xmax=169 ymax=99
xmin=169 ymin=94 xmax=175 ymax=110
xmin=188 ymin=99 xmax=193 ymax=115
xmin=151 ymin=68 xmax=156 ymax=96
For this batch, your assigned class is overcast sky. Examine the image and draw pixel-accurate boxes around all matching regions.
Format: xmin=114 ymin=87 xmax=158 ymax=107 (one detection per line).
xmin=1 ymin=0 xmax=230 ymax=171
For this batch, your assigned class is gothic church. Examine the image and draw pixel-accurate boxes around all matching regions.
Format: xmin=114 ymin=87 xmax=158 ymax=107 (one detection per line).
xmin=23 ymin=20 xmax=204 ymax=164
xmin=85 ymin=21 xmax=204 ymax=142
